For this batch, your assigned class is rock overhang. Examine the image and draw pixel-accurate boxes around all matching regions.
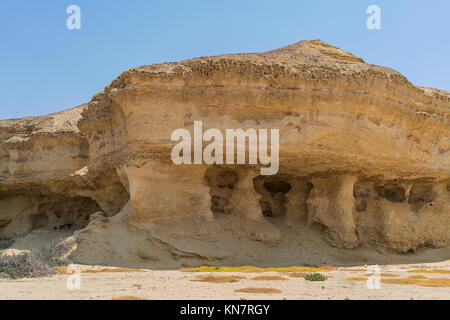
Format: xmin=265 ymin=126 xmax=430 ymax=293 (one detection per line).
xmin=1 ymin=40 xmax=449 ymax=265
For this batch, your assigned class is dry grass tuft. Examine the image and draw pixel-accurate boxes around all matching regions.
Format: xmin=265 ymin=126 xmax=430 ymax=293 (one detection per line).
xmin=381 ymin=278 xmax=419 ymax=286
xmin=112 ymin=296 xmax=147 ymax=300
xmin=0 ymin=238 xmax=75 ymax=279
xmin=57 ymin=266 xmax=69 ymax=273
xmin=235 ymin=287 xmax=282 ymax=294
xmin=191 ymin=275 xmax=246 ymax=283
xmin=345 ymin=277 xmax=368 ymax=281
xmin=84 ymin=268 xmax=143 ymax=274
xmin=363 ymin=273 xmax=400 ymax=278
xmin=407 ymin=275 xmax=429 ymax=280
xmin=58 ymin=267 xmax=143 ymax=274
xmin=283 ymin=272 xmax=307 ymax=278
xmin=179 ymin=266 xmax=329 ymax=273
xmin=381 ymin=278 xmax=450 ymax=287
xmin=408 ymin=269 xmax=450 ymax=275
xmin=342 ymin=268 xmax=367 ymax=272
xmin=251 ymin=276 xmax=289 ymax=281
xmin=320 ymin=266 xmax=337 ymax=271
xmin=418 ymin=279 xmax=450 ymax=287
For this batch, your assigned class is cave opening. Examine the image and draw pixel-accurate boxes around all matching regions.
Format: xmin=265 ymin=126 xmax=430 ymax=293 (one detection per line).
xmin=205 ymin=168 xmax=239 ymax=215
xmin=408 ymin=182 xmax=434 ymax=212
xmin=254 ymin=176 xmax=292 ymax=217
xmin=374 ymin=184 xmax=406 ymax=203
xmin=0 ymin=195 xmax=102 ymax=240
xmin=43 ymin=197 xmax=101 ymax=230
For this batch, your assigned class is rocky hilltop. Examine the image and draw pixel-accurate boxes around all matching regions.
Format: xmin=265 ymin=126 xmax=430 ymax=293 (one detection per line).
xmin=1 ymin=40 xmax=449 ymax=267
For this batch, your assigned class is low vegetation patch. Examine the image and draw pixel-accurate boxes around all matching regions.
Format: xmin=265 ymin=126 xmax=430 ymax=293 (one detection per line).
xmin=283 ymin=272 xmax=307 ymax=278
xmin=345 ymin=276 xmax=450 ymax=287
xmin=57 ymin=267 xmax=144 ymax=274
xmin=251 ymin=276 xmax=289 ymax=281
xmin=345 ymin=277 xmax=368 ymax=281
xmin=418 ymin=279 xmax=450 ymax=287
xmin=191 ymin=275 xmax=246 ymax=283
xmin=407 ymin=275 xmax=429 ymax=280
xmin=341 ymin=268 xmax=367 ymax=272
xmin=84 ymin=268 xmax=143 ymax=274
xmin=180 ymin=266 xmax=329 ymax=273
xmin=382 ymin=278 xmax=450 ymax=287
xmin=0 ymin=238 xmax=74 ymax=279
xmin=304 ymin=273 xmax=327 ymax=281
xmin=319 ymin=266 xmax=337 ymax=271
xmin=381 ymin=278 xmax=420 ymax=286
xmin=408 ymin=269 xmax=450 ymax=275
xmin=363 ymin=273 xmax=400 ymax=278
xmin=235 ymin=287 xmax=282 ymax=294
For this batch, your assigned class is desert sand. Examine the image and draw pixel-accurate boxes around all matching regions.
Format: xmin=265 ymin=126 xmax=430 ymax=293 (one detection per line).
xmin=1 ymin=260 xmax=449 ymax=300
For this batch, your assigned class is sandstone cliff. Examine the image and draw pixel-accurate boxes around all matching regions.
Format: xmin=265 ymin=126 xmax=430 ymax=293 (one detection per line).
xmin=0 ymin=106 xmax=128 ymax=241
xmin=1 ymin=40 xmax=449 ymax=267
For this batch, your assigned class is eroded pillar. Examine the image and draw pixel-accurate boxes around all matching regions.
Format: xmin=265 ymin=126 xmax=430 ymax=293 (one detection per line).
xmin=285 ymin=178 xmax=311 ymax=225
xmin=227 ymin=169 xmax=263 ymax=223
xmin=306 ymin=175 xmax=359 ymax=249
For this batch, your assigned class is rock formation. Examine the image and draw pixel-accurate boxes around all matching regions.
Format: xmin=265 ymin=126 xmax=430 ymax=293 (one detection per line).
xmin=0 ymin=106 xmax=128 ymax=240
xmin=1 ymin=40 xmax=449 ymax=267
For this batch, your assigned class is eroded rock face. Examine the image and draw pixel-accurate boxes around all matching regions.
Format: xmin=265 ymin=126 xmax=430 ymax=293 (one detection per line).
xmin=0 ymin=106 xmax=129 ymax=240
xmin=1 ymin=40 xmax=449 ymax=266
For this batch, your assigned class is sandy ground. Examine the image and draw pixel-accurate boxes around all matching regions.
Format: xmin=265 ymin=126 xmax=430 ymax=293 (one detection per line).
xmin=1 ymin=261 xmax=449 ymax=300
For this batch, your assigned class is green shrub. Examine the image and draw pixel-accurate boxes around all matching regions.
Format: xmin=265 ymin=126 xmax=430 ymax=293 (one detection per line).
xmin=304 ymin=273 xmax=327 ymax=281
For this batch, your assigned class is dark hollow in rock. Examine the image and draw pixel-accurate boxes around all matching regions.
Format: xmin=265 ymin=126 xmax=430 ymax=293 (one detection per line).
xmin=374 ymin=184 xmax=406 ymax=203
xmin=205 ymin=167 xmax=240 ymax=215
xmin=254 ymin=176 xmax=292 ymax=217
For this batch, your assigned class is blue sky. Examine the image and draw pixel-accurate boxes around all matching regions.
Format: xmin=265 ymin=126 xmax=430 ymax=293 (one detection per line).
xmin=0 ymin=0 xmax=449 ymax=119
